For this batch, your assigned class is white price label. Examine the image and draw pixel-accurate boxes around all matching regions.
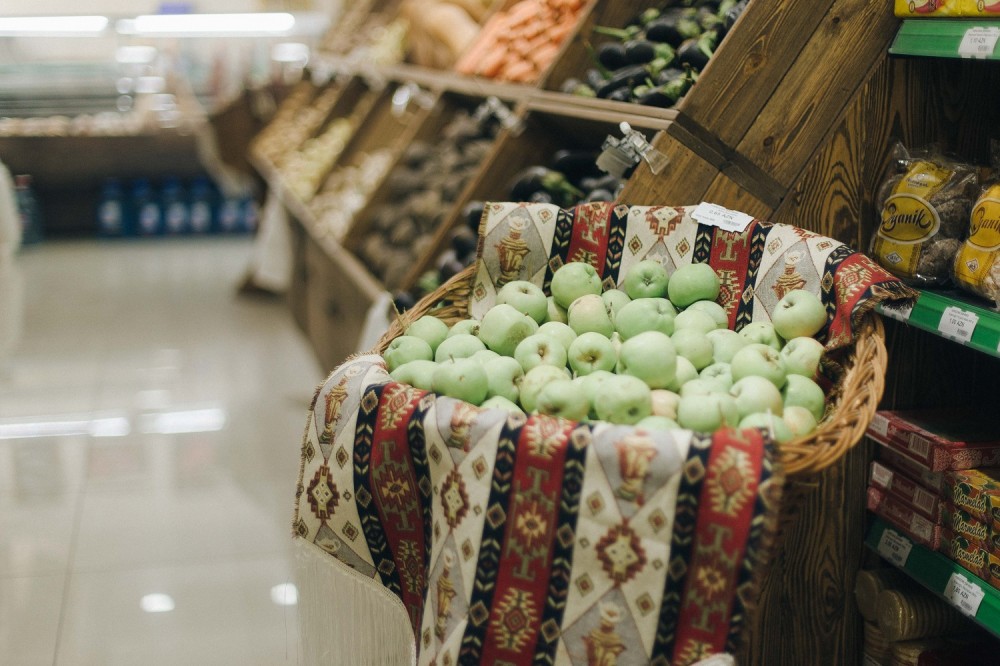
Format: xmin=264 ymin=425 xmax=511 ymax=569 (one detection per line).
xmin=877 ymin=528 xmax=913 ymax=567
xmin=938 ymin=306 xmax=978 ymax=344
xmin=871 ymin=461 xmax=894 ymax=489
xmin=691 ymin=202 xmax=755 ymax=233
xmin=944 ymin=572 xmax=984 ymax=617
xmin=879 ymin=301 xmax=914 ymax=323
xmin=958 ymin=26 xmax=1000 ymax=59
xmin=869 ymin=413 xmax=890 ymax=439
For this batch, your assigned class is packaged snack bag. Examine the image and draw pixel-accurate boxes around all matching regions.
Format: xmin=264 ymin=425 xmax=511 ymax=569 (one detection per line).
xmin=953 ymin=180 xmax=1000 ymax=305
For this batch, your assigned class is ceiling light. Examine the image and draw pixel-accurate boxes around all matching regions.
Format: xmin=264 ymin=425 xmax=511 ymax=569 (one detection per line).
xmin=0 ymin=16 xmax=109 ymax=35
xmin=140 ymin=593 xmax=175 ymax=613
xmin=270 ymin=583 xmax=298 ymax=606
xmin=119 ymin=13 xmax=295 ymax=36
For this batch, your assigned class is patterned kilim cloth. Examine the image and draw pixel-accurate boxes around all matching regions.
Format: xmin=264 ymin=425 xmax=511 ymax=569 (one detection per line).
xmin=293 ymin=203 xmax=915 ymax=664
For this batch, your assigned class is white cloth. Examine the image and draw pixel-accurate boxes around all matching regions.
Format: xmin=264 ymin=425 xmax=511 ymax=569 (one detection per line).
xmin=246 ymin=191 xmax=293 ymax=293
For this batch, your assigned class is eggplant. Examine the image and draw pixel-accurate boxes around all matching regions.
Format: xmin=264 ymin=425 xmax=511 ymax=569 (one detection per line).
xmin=551 ymin=149 xmax=602 ymax=180
xmin=595 ymin=64 xmax=648 ymax=98
xmin=606 ymin=87 xmax=633 ymax=102
xmin=392 ymin=290 xmax=416 ymax=313
xmin=657 ymin=66 xmax=685 ymax=85
xmin=449 ymin=226 xmax=478 ymax=257
xmin=644 ymin=18 xmax=685 ymax=47
xmin=624 ymin=40 xmax=656 ymax=65
xmin=560 ymin=77 xmax=582 ymax=94
xmin=529 ymin=191 xmax=554 ymax=204
xmin=677 ymin=32 xmax=716 ymax=71
xmin=636 ymin=87 xmax=676 ymax=108
xmin=724 ymin=0 xmax=749 ymax=30
xmin=585 ymin=188 xmax=615 ymax=203
xmin=597 ymin=42 xmax=629 ymax=70
xmin=572 ymin=84 xmax=597 ymax=98
xmin=508 ymin=166 xmax=583 ymax=206
xmin=463 ymin=200 xmax=485 ymax=231
xmin=585 ymin=67 xmax=608 ymax=91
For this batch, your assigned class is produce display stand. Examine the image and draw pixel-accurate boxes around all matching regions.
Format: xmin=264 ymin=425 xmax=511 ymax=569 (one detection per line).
xmin=251 ymin=0 xmax=1000 ymax=661
xmin=865 ymin=517 xmax=1000 ymax=639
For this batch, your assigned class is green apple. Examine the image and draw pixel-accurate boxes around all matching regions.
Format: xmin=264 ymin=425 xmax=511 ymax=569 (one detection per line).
xmin=432 ymin=358 xmax=489 ymax=405
xmin=567 ymin=294 xmax=614 ymax=337
xmin=705 ymin=328 xmax=749 ymax=364
xmin=471 ymin=349 xmax=501 ymax=365
xmin=546 ymin=296 xmax=567 ymax=324
xmin=609 ymin=331 xmax=623 ymax=357
xmin=482 ymin=356 xmax=524 ymax=403
xmin=576 ymin=370 xmax=616 ymax=419
xmin=738 ymin=322 xmax=783 ymax=351
xmin=685 ymin=300 xmax=729 ymax=329
xmin=650 ymin=389 xmax=681 ymax=419
xmin=673 ymin=309 xmax=718 ymax=335
xmin=729 ymin=375 xmax=783 ymax=420
xmin=739 ymin=412 xmax=793 ymax=444
xmin=519 ymin=364 xmax=570 ymax=413
xmin=783 ymin=405 xmax=818 ymax=439
xmin=384 ymin=335 xmax=433 ymax=371
xmin=671 ymin=328 xmax=714 ymax=370
xmin=550 ymin=262 xmax=603 ymax=309
xmin=699 ymin=362 xmax=733 ymax=392
xmin=480 ymin=395 xmax=525 ymax=414
xmin=730 ymin=343 xmax=787 ymax=389
xmin=680 ymin=378 xmax=728 ymax=397
xmin=602 ymin=288 xmax=632 ymax=324
xmin=434 ymin=333 xmax=487 ymax=363
xmin=772 ymin=289 xmax=828 ymax=340
xmin=614 ymin=297 xmax=677 ymax=339
xmin=666 ymin=356 xmax=699 ymax=392
xmin=594 ymin=375 xmax=652 ymax=425
xmin=447 ymin=318 xmax=481 ymax=338
xmin=676 ymin=393 xmax=739 ymax=432
xmin=667 ymin=263 xmax=720 ymax=308
xmin=780 ymin=336 xmax=825 ymax=378
xmin=537 ymin=321 xmax=577 ymax=353
xmin=406 ymin=315 xmax=449 ymax=353
xmin=782 ymin=374 xmax=826 ymax=421
xmin=479 ymin=303 xmax=539 ymax=357
xmin=497 ymin=280 xmax=548 ymax=324
xmin=389 ymin=359 xmax=438 ymax=390
xmin=514 ymin=334 xmax=568 ymax=373
xmin=617 ymin=330 xmax=677 ymax=389
xmin=535 ymin=378 xmax=590 ymax=421
xmin=636 ymin=415 xmax=680 ymax=430
xmin=622 ymin=259 xmax=669 ymax=299
xmin=568 ymin=331 xmax=617 ymax=376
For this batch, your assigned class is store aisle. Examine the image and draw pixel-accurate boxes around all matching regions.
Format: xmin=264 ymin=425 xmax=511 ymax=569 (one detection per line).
xmin=0 ymin=239 xmax=323 ymax=665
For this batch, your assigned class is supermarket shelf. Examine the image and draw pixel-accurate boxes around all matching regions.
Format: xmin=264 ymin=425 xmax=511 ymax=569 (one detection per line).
xmin=866 ymin=517 xmax=1000 ymax=639
xmin=876 ymin=287 xmax=1000 ymax=358
xmin=890 ymin=19 xmax=1000 ymax=60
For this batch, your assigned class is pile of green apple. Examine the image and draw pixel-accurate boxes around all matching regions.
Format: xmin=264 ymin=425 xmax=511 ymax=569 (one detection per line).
xmin=384 ymin=260 xmax=830 ymax=443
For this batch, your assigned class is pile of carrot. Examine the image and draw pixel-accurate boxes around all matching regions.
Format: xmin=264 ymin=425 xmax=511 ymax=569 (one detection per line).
xmin=454 ymin=0 xmax=586 ymax=83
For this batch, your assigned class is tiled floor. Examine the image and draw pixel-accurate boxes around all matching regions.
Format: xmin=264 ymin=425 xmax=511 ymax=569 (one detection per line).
xmin=0 ymin=239 xmax=323 ymax=665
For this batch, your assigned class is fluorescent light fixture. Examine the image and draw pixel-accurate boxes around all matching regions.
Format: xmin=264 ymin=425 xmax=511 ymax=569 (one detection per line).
xmin=0 ymin=414 xmax=130 ymax=440
xmin=270 ymin=583 xmax=298 ymax=606
xmin=140 ymin=593 xmax=175 ymax=613
xmin=271 ymin=42 xmax=310 ymax=63
xmin=0 ymin=16 xmax=109 ymax=35
xmin=120 ymin=13 xmax=295 ymax=36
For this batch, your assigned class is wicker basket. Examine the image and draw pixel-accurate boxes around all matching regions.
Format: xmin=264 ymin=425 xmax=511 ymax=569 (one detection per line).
xmin=375 ymin=263 xmax=888 ymax=478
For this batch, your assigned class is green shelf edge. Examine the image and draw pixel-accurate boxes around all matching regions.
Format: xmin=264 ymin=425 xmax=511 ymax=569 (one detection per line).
xmin=890 ymin=19 xmax=1000 ymax=60
xmin=876 ymin=288 xmax=1000 ymax=358
xmin=865 ymin=517 xmax=1000 ymax=638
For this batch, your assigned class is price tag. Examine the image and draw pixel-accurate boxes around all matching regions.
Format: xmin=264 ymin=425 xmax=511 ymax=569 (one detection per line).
xmin=870 ymin=461 xmax=894 ymax=488
xmin=877 ymin=528 xmax=912 ymax=567
xmin=938 ymin=306 xmax=978 ymax=344
xmin=958 ymin=26 xmax=1000 ymax=59
xmin=869 ymin=413 xmax=890 ymax=439
xmin=879 ymin=300 xmax=914 ymax=323
xmin=944 ymin=572 xmax=984 ymax=617
xmin=691 ymin=202 xmax=755 ymax=234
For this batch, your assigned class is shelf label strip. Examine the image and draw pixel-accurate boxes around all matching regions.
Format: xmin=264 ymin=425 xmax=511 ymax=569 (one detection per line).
xmin=958 ymin=27 xmax=1000 ymax=59
xmin=938 ymin=305 xmax=979 ymax=344
xmin=877 ymin=527 xmax=912 ymax=567
xmin=944 ymin=572 xmax=985 ymax=618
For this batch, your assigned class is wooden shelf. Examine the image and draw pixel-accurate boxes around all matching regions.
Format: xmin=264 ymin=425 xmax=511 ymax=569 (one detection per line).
xmin=891 ymin=19 xmax=1000 ymax=60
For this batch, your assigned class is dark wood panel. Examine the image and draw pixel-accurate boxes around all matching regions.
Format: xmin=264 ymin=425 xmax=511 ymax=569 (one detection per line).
xmin=617 ymin=130 xmax=717 ymax=206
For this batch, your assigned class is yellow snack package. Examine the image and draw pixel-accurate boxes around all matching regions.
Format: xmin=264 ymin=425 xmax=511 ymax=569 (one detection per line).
xmin=954 ymin=182 xmax=1000 ymax=305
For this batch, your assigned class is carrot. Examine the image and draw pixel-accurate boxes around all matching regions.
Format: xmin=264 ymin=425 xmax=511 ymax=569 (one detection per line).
xmin=529 ymin=41 xmax=561 ymax=69
xmin=477 ymin=47 xmax=509 ymax=78
xmin=499 ymin=59 xmax=536 ymax=82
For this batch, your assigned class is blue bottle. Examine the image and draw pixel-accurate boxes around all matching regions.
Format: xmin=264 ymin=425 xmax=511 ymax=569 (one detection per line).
xmin=188 ymin=177 xmax=214 ymax=234
xmin=97 ymin=178 xmax=125 ymax=237
xmin=161 ymin=178 xmax=188 ymax=235
xmin=132 ymin=179 xmax=161 ymax=236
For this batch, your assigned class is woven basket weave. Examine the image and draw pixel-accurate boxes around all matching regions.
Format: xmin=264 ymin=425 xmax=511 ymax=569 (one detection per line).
xmin=375 ymin=264 xmax=888 ymax=478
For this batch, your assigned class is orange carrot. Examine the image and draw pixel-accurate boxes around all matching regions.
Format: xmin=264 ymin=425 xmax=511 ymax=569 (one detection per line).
xmin=477 ymin=47 xmax=509 ymax=78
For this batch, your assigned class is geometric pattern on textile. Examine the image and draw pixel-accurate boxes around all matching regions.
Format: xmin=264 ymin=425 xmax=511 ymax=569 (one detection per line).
xmin=293 ymin=355 xmax=784 ymax=665
xmin=471 ymin=203 xmax=917 ymax=350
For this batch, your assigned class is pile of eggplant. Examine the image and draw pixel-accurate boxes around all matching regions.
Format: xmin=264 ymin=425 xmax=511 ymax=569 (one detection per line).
xmin=393 ymin=149 xmax=626 ymax=312
xmin=560 ymin=0 xmax=748 ymax=109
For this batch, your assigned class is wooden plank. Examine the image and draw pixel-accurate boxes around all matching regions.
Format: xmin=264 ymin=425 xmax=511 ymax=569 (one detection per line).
xmin=699 ymin=173 xmax=773 ymax=219
xmin=677 ymin=0 xmax=837 ymax=148
xmin=617 ymin=130 xmax=718 ymax=206
xmin=733 ymin=0 xmax=900 ymax=188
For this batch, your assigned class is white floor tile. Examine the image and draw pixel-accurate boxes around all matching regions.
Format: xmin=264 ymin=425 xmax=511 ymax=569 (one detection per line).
xmin=0 ymin=574 xmax=64 ymax=666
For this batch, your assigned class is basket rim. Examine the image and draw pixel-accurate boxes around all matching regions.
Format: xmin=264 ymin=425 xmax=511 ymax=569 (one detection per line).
xmin=376 ymin=265 xmax=888 ymax=478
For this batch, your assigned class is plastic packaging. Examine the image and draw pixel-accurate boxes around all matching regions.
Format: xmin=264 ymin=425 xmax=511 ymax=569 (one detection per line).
xmin=953 ymin=142 xmax=1000 ymax=306
xmin=871 ymin=143 xmax=978 ymax=286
